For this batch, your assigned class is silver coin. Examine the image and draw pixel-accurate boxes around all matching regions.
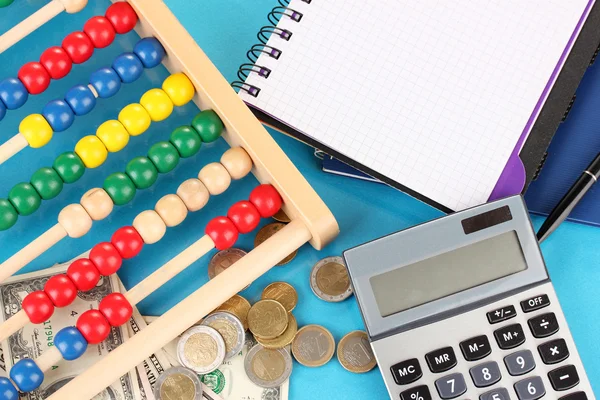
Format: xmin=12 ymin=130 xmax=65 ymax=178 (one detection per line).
xmin=201 ymin=311 xmax=245 ymax=361
xmin=310 ymin=256 xmax=353 ymax=302
xmin=154 ymin=366 xmax=203 ymax=400
xmin=177 ymin=325 xmax=226 ymax=374
xmin=244 ymin=344 xmax=293 ymax=388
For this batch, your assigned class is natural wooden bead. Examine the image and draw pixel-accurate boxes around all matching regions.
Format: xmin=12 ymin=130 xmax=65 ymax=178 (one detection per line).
xmin=58 ymin=204 xmax=93 ymax=238
xmin=176 ymin=179 xmax=210 ymax=212
xmin=155 ymin=194 xmax=187 ymax=227
xmin=220 ymin=147 xmax=252 ymax=180
xmin=198 ymin=163 xmax=231 ymax=195
xmin=59 ymin=0 xmax=88 ymax=13
xmin=133 ymin=210 xmax=166 ymax=244
xmin=80 ymin=188 xmax=113 ymax=221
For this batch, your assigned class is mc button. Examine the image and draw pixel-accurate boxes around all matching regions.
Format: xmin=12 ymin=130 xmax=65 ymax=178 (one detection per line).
xmin=391 ymin=358 xmax=422 ymax=385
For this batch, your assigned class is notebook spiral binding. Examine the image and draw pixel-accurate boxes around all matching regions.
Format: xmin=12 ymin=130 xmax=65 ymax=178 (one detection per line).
xmin=231 ymin=0 xmax=311 ymax=97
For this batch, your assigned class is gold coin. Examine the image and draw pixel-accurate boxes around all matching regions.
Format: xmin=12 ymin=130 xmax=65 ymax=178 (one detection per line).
xmin=310 ymin=256 xmax=352 ymax=302
xmin=254 ymin=223 xmax=297 ymax=265
xmin=272 ymin=209 xmax=291 ymax=223
xmin=215 ymin=294 xmax=251 ymax=331
xmin=256 ymin=314 xmax=298 ymax=349
xmin=337 ymin=331 xmax=377 ymax=373
xmin=208 ymin=248 xmax=247 ymax=279
xmin=291 ymin=324 xmax=335 ymax=367
xmin=247 ymin=299 xmax=289 ymax=339
xmin=261 ymin=282 xmax=298 ymax=312
xmin=160 ymin=373 xmax=197 ymax=400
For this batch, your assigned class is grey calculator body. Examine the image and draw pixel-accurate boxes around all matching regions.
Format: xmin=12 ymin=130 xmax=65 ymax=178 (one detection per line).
xmin=343 ymin=196 xmax=593 ymax=400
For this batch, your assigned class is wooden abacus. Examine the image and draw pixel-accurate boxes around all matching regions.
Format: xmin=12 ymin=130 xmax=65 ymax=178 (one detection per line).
xmin=0 ymin=0 xmax=339 ymax=399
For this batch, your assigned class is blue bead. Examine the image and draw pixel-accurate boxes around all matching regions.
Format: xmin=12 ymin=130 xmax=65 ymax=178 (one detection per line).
xmin=89 ymin=67 xmax=122 ymax=98
xmin=0 ymin=377 xmax=18 ymax=400
xmin=0 ymin=100 xmax=5 ymax=121
xmin=133 ymin=38 xmax=166 ymax=68
xmin=54 ymin=327 xmax=88 ymax=361
xmin=10 ymin=359 xmax=43 ymax=393
xmin=0 ymin=78 xmax=28 ymax=110
xmin=112 ymin=53 xmax=144 ymax=83
xmin=42 ymin=100 xmax=75 ymax=132
xmin=65 ymin=85 xmax=96 ymax=116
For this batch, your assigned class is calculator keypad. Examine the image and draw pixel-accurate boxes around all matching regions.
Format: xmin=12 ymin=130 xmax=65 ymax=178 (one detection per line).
xmin=469 ymin=361 xmax=501 ymax=387
xmin=494 ymin=323 xmax=525 ymax=349
xmin=528 ymin=312 xmax=559 ymax=338
xmin=435 ymin=372 xmax=467 ymax=399
xmin=504 ymin=349 xmax=536 ymax=376
xmin=514 ymin=376 xmax=546 ymax=400
xmin=538 ymin=338 xmax=569 ymax=364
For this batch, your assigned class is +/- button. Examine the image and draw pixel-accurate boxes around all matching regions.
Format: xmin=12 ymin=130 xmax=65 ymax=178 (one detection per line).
xmin=521 ymin=294 xmax=550 ymax=313
xmin=487 ymin=305 xmax=516 ymax=324
xmin=494 ymin=323 xmax=525 ymax=349
xmin=459 ymin=335 xmax=491 ymax=361
xmin=528 ymin=312 xmax=559 ymax=338
xmin=538 ymin=338 xmax=569 ymax=364
xmin=425 ymin=347 xmax=457 ymax=373
xmin=391 ymin=358 xmax=422 ymax=385
xmin=548 ymin=364 xmax=579 ymax=391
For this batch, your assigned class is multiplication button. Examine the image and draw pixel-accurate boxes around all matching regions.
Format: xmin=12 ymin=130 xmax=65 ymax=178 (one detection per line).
xmin=459 ymin=335 xmax=491 ymax=361
xmin=487 ymin=305 xmax=516 ymax=324
xmin=400 ymin=385 xmax=432 ymax=400
xmin=494 ymin=323 xmax=525 ymax=349
xmin=538 ymin=338 xmax=569 ymax=364
xmin=391 ymin=358 xmax=422 ymax=385
xmin=528 ymin=312 xmax=559 ymax=338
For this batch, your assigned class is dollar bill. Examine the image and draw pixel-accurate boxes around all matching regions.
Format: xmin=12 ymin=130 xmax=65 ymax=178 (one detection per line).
xmin=0 ymin=260 xmax=142 ymax=400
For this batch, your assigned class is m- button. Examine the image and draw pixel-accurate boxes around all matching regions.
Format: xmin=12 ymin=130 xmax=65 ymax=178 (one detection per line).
xmin=460 ymin=335 xmax=491 ymax=361
xmin=425 ymin=346 xmax=457 ymax=373
xmin=521 ymin=294 xmax=550 ymax=313
xmin=391 ymin=358 xmax=423 ymax=385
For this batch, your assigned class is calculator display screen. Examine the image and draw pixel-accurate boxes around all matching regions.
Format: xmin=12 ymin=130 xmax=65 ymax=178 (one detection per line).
xmin=370 ymin=231 xmax=527 ymax=317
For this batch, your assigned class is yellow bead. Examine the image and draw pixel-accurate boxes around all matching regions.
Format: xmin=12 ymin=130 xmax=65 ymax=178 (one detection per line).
xmin=118 ymin=103 xmax=152 ymax=136
xmin=162 ymin=73 xmax=195 ymax=106
xmin=75 ymin=135 xmax=108 ymax=168
xmin=95 ymin=120 xmax=130 ymax=152
xmin=140 ymin=88 xmax=174 ymax=122
xmin=20 ymin=114 xmax=53 ymax=148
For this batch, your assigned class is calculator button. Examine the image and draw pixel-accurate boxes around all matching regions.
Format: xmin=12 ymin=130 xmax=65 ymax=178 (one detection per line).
xmin=538 ymin=338 xmax=569 ymax=364
xmin=494 ymin=323 xmax=525 ymax=349
xmin=435 ymin=372 xmax=467 ymax=399
xmin=514 ymin=376 xmax=546 ymax=400
xmin=400 ymin=385 xmax=432 ymax=400
xmin=425 ymin=346 xmax=457 ymax=373
xmin=528 ymin=312 xmax=559 ymax=338
xmin=521 ymin=294 xmax=550 ymax=313
xmin=469 ymin=360 xmax=501 ymax=387
xmin=548 ymin=364 xmax=579 ymax=391
xmin=487 ymin=305 xmax=517 ymax=324
xmin=479 ymin=388 xmax=510 ymax=400
xmin=504 ymin=349 xmax=536 ymax=376
xmin=559 ymin=391 xmax=588 ymax=400
xmin=391 ymin=358 xmax=422 ymax=385
xmin=460 ymin=335 xmax=491 ymax=361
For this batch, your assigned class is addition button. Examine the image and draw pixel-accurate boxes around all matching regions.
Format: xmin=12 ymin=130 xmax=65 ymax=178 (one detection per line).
xmin=400 ymin=385 xmax=432 ymax=400
xmin=521 ymin=294 xmax=550 ymax=313
xmin=538 ymin=338 xmax=569 ymax=364
xmin=459 ymin=335 xmax=491 ymax=361
xmin=494 ymin=323 xmax=525 ymax=350
xmin=528 ymin=312 xmax=559 ymax=338
xmin=425 ymin=346 xmax=457 ymax=373
xmin=391 ymin=358 xmax=422 ymax=385
xmin=548 ymin=364 xmax=580 ymax=391
xmin=487 ymin=305 xmax=517 ymax=324
xmin=559 ymin=392 xmax=588 ymax=400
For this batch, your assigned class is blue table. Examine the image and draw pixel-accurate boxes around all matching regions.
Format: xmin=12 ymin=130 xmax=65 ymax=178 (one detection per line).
xmin=1 ymin=1 xmax=599 ymax=399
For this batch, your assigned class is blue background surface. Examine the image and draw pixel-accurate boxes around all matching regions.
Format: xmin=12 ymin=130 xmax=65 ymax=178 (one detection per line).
xmin=1 ymin=1 xmax=599 ymax=399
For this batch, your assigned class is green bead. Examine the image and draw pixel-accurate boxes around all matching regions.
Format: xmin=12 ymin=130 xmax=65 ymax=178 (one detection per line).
xmin=169 ymin=126 xmax=202 ymax=158
xmin=8 ymin=183 xmax=41 ymax=216
xmin=53 ymin=152 xmax=86 ymax=184
xmin=0 ymin=0 xmax=14 ymax=7
xmin=30 ymin=167 xmax=64 ymax=200
xmin=191 ymin=110 xmax=223 ymax=143
xmin=103 ymin=173 xmax=136 ymax=206
xmin=126 ymin=157 xmax=158 ymax=189
xmin=0 ymin=199 xmax=18 ymax=231
xmin=147 ymin=141 xmax=180 ymax=173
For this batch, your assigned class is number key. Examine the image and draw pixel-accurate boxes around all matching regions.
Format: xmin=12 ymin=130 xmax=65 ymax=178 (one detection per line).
xmin=469 ymin=361 xmax=501 ymax=387
xmin=480 ymin=388 xmax=510 ymax=400
xmin=504 ymin=349 xmax=535 ymax=376
xmin=514 ymin=376 xmax=546 ymax=400
xmin=435 ymin=372 xmax=467 ymax=399
xmin=400 ymin=385 xmax=432 ymax=400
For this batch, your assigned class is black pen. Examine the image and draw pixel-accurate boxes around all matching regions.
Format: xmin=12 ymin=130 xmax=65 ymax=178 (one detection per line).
xmin=536 ymin=151 xmax=600 ymax=242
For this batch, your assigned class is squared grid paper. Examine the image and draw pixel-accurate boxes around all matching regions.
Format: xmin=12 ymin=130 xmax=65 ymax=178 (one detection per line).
xmin=240 ymin=0 xmax=589 ymax=210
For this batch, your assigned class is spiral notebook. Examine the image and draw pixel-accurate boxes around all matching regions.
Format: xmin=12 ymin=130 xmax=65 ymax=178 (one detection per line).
xmin=235 ymin=0 xmax=596 ymax=212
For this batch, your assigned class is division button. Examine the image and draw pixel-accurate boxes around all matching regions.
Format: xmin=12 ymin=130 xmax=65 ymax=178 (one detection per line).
xmin=391 ymin=358 xmax=422 ymax=385
xmin=514 ymin=376 xmax=545 ymax=400
xmin=494 ymin=323 xmax=525 ymax=350
xmin=538 ymin=338 xmax=569 ymax=364
xmin=487 ymin=305 xmax=517 ymax=324
xmin=480 ymin=388 xmax=510 ymax=400
xmin=504 ymin=349 xmax=536 ymax=376
xmin=400 ymin=385 xmax=432 ymax=400
xmin=559 ymin=391 xmax=588 ymax=400
xmin=548 ymin=364 xmax=580 ymax=391
xmin=425 ymin=346 xmax=457 ymax=373
xmin=435 ymin=372 xmax=467 ymax=399
xmin=528 ymin=312 xmax=559 ymax=338
xmin=469 ymin=360 xmax=501 ymax=387
xmin=521 ymin=294 xmax=550 ymax=313
xmin=460 ymin=335 xmax=491 ymax=361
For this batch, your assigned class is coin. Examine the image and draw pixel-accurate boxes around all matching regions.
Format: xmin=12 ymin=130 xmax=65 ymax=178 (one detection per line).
xmin=337 ymin=330 xmax=377 ymax=373
xmin=291 ymin=324 xmax=335 ymax=367
xmin=272 ymin=209 xmax=291 ymax=223
xmin=261 ymin=282 xmax=298 ymax=312
xmin=201 ymin=311 xmax=245 ymax=361
xmin=244 ymin=344 xmax=293 ymax=388
xmin=208 ymin=248 xmax=247 ymax=279
xmin=256 ymin=314 xmax=298 ymax=349
xmin=215 ymin=294 xmax=251 ymax=331
xmin=254 ymin=223 xmax=297 ymax=265
xmin=310 ymin=256 xmax=353 ymax=302
xmin=154 ymin=366 xmax=203 ymax=400
xmin=247 ymin=299 xmax=289 ymax=339
xmin=177 ymin=326 xmax=226 ymax=374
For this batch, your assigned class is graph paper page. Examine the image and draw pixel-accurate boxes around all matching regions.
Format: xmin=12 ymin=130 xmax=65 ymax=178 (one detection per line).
xmin=240 ymin=0 xmax=590 ymax=210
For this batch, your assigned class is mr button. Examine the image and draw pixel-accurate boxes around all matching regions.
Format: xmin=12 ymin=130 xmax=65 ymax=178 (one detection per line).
xmin=391 ymin=358 xmax=422 ymax=385
xmin=425 ymin=347 xmax=457 ymax=373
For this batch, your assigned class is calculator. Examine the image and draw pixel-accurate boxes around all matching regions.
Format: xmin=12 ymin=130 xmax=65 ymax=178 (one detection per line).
xmin=343 ymin=196 xmax=594 ymax=400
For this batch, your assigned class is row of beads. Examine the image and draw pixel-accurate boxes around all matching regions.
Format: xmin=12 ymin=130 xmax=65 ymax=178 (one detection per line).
xmin=18 ymin=36 xmax=166 ymax=149
xmin=0 ymin=73 xmax=197 ymax=231
xmin=6 ymin=184 xmax=282 ymax=395
xmin=0 ymin=2 xmax=138 ymax=120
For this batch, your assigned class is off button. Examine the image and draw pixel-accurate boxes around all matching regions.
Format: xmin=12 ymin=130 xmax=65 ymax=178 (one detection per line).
xmin=521 ymin=294 xmax=550 ymax=313
xmin=391 ymin=358 xmax=422 ymax=385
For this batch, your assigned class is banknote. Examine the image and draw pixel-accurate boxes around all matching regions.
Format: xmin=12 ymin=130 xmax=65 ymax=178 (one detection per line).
xmin=0 ymin=261 xmax=141 ymax=400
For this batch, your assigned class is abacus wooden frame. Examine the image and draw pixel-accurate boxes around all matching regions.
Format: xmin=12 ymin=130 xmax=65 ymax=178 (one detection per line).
xmin=46 ymin=1 xmax=339 ymax=398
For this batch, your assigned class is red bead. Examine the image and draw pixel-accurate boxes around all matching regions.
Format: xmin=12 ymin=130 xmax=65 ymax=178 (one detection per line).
xmin=44 ymin=274 xmax=77 ymax=308
xmin=89 ymin=242 xmax=122 ymax=276
xmin=227 ymin=201 xmax=261 ymax=234
xmin=83 ymin=16 xmax=116 ymax=49
xmin=105 ymin=2 xmax=138 ymax=34
xmin=18 ymin=62 xmax=51 ymax=95
xmin=205 ymin=216 xmax=239 ymax=250
xmin=249 ymin=184 xmax=282 ymax=218
xmin=39 ymin=46 xmax=72 ymax=80
xmin=111 ymin=226 xmax=144 ymax=259
xmin=62 ymin=32 xmax=94 ymax=64
xmin=76 ymin=309 xmax=111 ymax=344
xmin=22 ymin=291 xmax=54 ymax=324
xmin=67 ymin=258 xmax=101 ymax=291
xmin=99 ymin=293 xmax=132 ymax=327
